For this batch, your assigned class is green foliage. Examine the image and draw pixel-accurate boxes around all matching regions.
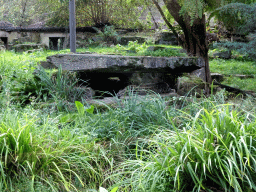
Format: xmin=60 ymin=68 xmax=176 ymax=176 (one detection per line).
xmin=210 ymin=2 xmax=256 ymax=34
xmin=112 ymin=97 xmax=256 ymax=191
xmin=213 ymin=37 xmax=256 ymax=60
xmin=0 ymin=0 xmax=46 ymax=27
xmin=0 ymin=108 xmax=111 ymax=191
xmin=114 ymin=41 xmax=187 ymax=57
xmin=36 ymin=66 xmax=88 ymax=103
xmin=2 ymin=47 xmax=256 ymax=191
xmin=45 ymin=0 xmax=146 ymax=28
xmin=95 ymin=25 xmax=120 ymax=44
xmin=179 ymin=0 xmax=206 ymax=25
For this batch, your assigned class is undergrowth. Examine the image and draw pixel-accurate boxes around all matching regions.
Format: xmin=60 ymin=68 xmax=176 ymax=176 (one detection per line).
xmin=1 ymin=49 xmax=256 ymax=191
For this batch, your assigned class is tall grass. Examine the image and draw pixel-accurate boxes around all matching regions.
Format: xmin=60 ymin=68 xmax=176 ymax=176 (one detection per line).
xmin=0 ymin=107 xmax=112 ymax=191
xmin=112 ymin=102 xmax=256 ymax=192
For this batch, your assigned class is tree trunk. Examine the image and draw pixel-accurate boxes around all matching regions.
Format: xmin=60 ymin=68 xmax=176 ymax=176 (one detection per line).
xmin=163 ymin=0 xmax=212 ymax=94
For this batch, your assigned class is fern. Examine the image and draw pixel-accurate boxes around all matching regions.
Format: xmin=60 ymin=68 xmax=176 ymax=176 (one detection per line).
xmin=179 ymin=0 xmax=208 ymax=25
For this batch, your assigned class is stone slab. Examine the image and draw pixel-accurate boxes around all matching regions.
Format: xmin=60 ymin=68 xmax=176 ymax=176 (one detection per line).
xmin=46 ymin=54 xmax=205 ymax=72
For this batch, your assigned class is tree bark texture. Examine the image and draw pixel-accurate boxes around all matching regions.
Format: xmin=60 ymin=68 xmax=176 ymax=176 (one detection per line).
xmin=163 ymin=0 xmax=212 ymax=94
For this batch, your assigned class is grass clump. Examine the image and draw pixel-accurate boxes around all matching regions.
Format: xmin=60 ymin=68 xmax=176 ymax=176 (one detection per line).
xmin=112 ymin=102 xmax=256 ymax=192
xmin=0 ymin=107 xmax=111 ymax=191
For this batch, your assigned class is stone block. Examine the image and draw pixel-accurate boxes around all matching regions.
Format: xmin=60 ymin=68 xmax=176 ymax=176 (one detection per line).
xmin=45 ymin=54 xmax=205 ymax=72
xmin=155 ymin=32 xmax=178 ymax=45
xmin=211 ymin=73 xmax=224 ymax=82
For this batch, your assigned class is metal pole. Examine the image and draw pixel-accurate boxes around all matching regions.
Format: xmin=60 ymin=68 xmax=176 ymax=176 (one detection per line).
xmin=69 ymin=0 xmax=76 ymax=53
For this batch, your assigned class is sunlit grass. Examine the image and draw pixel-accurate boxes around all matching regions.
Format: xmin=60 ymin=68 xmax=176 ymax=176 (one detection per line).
xmin=210 ymin=58 xmax=256 ymax=76
xmin=209 ymin=58 xmax=256 ymax=91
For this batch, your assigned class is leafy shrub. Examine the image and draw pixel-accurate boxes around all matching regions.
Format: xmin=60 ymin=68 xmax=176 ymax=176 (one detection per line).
xmin=94 ymin=25 xmax=120 ymax=45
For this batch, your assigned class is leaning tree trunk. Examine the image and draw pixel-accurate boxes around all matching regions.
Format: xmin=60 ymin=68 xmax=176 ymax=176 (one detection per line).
xmin=163 ymin=0 xmax=212 ymax=94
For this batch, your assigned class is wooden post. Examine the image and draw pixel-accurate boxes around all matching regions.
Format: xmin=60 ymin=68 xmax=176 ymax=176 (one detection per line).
xmin=69 ymin=0 xmax=76 ymax=53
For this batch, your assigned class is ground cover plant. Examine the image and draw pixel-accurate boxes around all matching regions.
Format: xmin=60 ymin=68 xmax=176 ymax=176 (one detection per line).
xmin=1 ymin=48 xmax=256 ymax=191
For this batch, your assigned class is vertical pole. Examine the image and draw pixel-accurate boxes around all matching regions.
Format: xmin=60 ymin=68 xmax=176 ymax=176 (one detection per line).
xmin=69 ymin=0 xmax=76 ymax=53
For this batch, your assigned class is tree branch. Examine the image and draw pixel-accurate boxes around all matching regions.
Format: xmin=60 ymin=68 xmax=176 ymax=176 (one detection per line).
xmin=152 ymin=0 xmax=183 ymax=45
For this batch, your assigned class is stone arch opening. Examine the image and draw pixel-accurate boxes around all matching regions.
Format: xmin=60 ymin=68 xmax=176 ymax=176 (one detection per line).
xmin=49 ymin=37 xmax=65 ymax=50
xmin=0 ymin=37 xmax=8 ymax=49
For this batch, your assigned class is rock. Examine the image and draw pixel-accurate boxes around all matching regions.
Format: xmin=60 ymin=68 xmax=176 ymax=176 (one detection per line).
xmin=213 ymin=50 xmax=232 ymax=59
xmin=13 ymin=44 xmax=46 ymax=52
xmin=0 ymin=39 xmax=4 ymax=45
xmin=116 ymin=83 xmax=172 ymax=98
xmin=19 ymin=36 xmax=32 ymax=43
xmin=45 ymin=54 xmax=205 ymax=72
xmin=0 ymin=21 xmax=14 ymax=28
xmin=26 ymin=49 xmax=42 ymax=53
xmin=40 ymin=61 xmax=57 ymax=69
xmin=206 ymin=33 xmax=219 ymax=43
xmin=125 ymin=50 xmax=137 ymax=53
xmin=211 ymin=73 xmax=224 ymax=82
xmin=233 ymin=74 xmax=254 ymax=79
xmin=12 ymin=38 xmax=19 ymax=45
xmin=155 ymin=32 xmax=178 ymax=45
xmin=191 ymin=68 xmax=206 ymax=81
xmin=119 ymin=36 xmax=146 ymax=45
xmin=177 ymin=74 xmax=205 ymax=96
xmin=92 ymin=36 xmax=104 ymax=42
xmin=0 ymin=45 xmax=5 ymax=51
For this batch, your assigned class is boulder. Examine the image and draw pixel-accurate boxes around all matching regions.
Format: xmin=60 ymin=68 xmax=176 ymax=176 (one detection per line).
xmin=155 ymin=32 xmax=178 ymax=45
xmin=0 ymin=21 xmax=14 ymax=28
xmin=40 ymin=61 xmax=57 ymax=69
xmin=177 ymin=74 xmax=206 ymax=97
xmin=206 ymin=33 xmax=219 ymax=43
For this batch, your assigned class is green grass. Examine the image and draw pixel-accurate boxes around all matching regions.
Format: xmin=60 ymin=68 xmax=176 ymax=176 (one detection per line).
xmin=209 ymin=58 xmax=256 ymax=91
xmin=1 ymin=49 xmax=256 ymax=191
xmin=210 ymin=58 xmax=256 ymax=76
